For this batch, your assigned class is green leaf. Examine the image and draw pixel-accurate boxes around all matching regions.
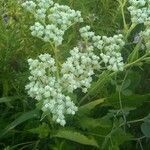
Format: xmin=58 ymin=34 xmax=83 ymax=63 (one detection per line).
xmin=116 ymin=80 xmax=131 ymax=92
xmin=0 ymin=96 xmax=19 ymax=103
xmin=107 ymin=93 xmax=150 ymax=108
xmin=29 ymin=123 xmax=50 ymax=138
xmin=0 ymin=109 xmax=40 ymax=138
xmin=111 ymin=129 xmax=132 ymax=145
xmin=144 ymin=57 xmax=150 ymax=64
xmin=144 ymin=113 xmax=150 ymax=123
xmin=108 ymin=107 xmax=136 ymax=118
xmin=126 ymin=71 xmax=141 ymax=91
xmin=79 ymin=98 xmax=105 ymax=113
xmin=127 ymin=41 xmax=141 ymax=63
xmin=122 ymin=89 xmax=132 ymax=96
xmin=102 ymin=128 xmax=132 ymax=149
xmin=122 ymin=79 xmax=131 ymax=90
xmin=4 ymin=146 xmax=11 ymax=150
xmin=79 ymin=117 xmax=112 ymax=130
xmin=141 ymin=122 xmax=150 ymax=137
xmin=127 ymin=48 xmax=139 ymax=63
xmin=53 ymin=129 xmax=99 ymax=148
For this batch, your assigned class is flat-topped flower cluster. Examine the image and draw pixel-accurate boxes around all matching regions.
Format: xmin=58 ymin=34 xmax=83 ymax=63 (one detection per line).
xmin=128 ymin=0 xmax=150 ymax=24
xmin=61 ymin=46 xmax=100 ymax=93
xmin=25 ymin=54 xmax=78 ymax=126
xmin=22 ymin=0 xmax=126 ymax=126
xmin=22 ymin=0 xmax=83 ymax=46
xmin=128 ymin=0 xmax=150 ymax=50
xmin=79 ymin=26 xmax=125 ymax=71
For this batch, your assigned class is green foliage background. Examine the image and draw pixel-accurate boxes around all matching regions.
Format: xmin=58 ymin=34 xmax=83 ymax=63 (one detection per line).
xmin=0 ymin=0 xmax=150 ymax=149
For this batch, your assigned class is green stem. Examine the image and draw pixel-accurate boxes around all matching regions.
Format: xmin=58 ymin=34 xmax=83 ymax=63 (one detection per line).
xmin=125 ymin=23 xmax=137 ymax=39
xmin=119 ymin=1 xmax=137 ymax=38
xmin=119 ymin=0 xmax=128 ymax=31
xmin=118 ymin=72 xmax=129 ymax=130
xmin=121 ymin=6 xmax=128 ymax=31
xmin=54 ymin=46 xmax=60 ymax=79
xmin=132 ymin=136 xmax=145 ymax=141
xmin=127 ymin=118 xmax=144 ymax=124
xmin=50 ymin=42 xmax=60 ymax=79
xmin=125 ymin=53 xmax=149 ymax=68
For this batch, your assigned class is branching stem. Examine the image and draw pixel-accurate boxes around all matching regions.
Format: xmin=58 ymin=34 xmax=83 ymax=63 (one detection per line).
xmin=54 ymin=46 xmax=60 ymax=79
xmin=50 ymin=42 xmax=60 ymax=79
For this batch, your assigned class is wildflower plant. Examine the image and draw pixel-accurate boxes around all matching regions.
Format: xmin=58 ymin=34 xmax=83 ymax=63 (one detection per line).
xmin=22 ymin=0 xmax=150 ymax=127
xmin=22 ymin=0 xmax=83 ymax=126
xmin=1 ymin=0 xmax=150 ymax=149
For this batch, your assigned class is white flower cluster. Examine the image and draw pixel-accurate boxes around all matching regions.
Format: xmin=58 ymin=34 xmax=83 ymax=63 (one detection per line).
xmin=25 ymin=54 xmax=78 ymax=126
xmin=100 ymin=52 xmax=124 ymax=71
xmin=22 ymin=0 xmax=54 ymax=13
xmin=30 ymin=22 xmax=44 ymax=39
xmin=22 ymin=1 xmax=36 ymax=12
xmin=100 ymin=35 xmax=125 ymax=51
xmin=128 ymin=0 xmax=150 ymax=24
xmin=30 ymin=23 xmax=64 ymax=45
xmin=61 ymin=46 xmax=100 ymax=93
xmin=79 ymin=26 xmax=125 ymax=51
xmin=48 ymin=3 xmax=83 ymax=31
xmin=44 ymin=25 xmax=64 ymax=44
xmin=128 ymin=0 xmax=150 ymax=50
xmin=79 ymin=26 xmax=125 ymax=71
xmin=23 ymin=1 xmax=126 ymax=126
xmin=129 ymin=0 xmax=146 ymax=6
xmin=79 ymin=26 xmax=95 ymax=40
xmin=36 ymin=0 xmax=54 ymax=9
xmin=140 ymin=27 xmax=150 ymax=49
xmin=34 ymin=8 xmax=47 ymax=20
xmin=22 ymin=0 xmax=83 ymax=46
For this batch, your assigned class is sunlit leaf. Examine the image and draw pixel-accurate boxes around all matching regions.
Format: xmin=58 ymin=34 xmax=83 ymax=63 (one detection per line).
xmin=53 ymin=129 xmax=99 ymax=147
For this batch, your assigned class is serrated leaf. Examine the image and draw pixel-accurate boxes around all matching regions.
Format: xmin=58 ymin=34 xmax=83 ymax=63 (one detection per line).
xmin=127 ymin=71 xmax=141 ymax=90
xmin=79 ymin=98 xmax=105 ymax=113
xmin=53 ymin=129 xmax=99 ymax=147
xmin=122 ymin=89 xmax=132 ymax=96
xmin=122 ymin=79 xmax=131 ymax=90
xmin=29 ymin=123 xmax=50 ymax=138
xmin=79 ymin=117 xmax=112 ymax=129
xmin=0 ymin=109 xmax=40 ymax=138
xmin=116 ymin=80 xmax=131 ymax=92
xmin=141 ymin=122 xmax=150 ymax=137
xmin=102 ymin=128 xmax=132 ymax=149
xmin=111 ymin=128 xmax=132 ymax=145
